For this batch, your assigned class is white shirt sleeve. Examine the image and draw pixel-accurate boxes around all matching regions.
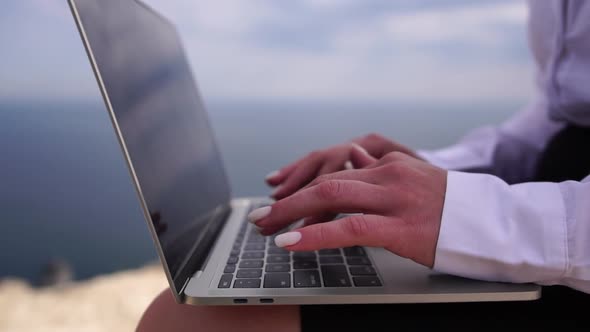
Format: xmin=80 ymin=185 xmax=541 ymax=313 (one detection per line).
xmin=434 ymin=171 xmax=590 ymax=294
xmin=417 ymin=97 xmax=564 ymax=183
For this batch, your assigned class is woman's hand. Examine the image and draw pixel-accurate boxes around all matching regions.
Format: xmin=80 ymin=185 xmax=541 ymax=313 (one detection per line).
xmin=266 ymin=133 xmax=422 ymax=200
xmin=249 ymin=151 xmax=446 ymax=268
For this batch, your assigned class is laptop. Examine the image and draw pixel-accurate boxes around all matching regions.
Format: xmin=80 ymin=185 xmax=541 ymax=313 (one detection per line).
xmin=68 ymin=0 xmax=541 ymax=305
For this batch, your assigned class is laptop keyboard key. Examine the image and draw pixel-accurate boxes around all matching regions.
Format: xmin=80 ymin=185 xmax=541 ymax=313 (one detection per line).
xmin=244 ymin=243 xmax=265 ymax=251
xmin=319 ymin=249 xmax=341 ymax=255
xmin=321 ymin=265 xmax=352 ymax=287
xmin=237 ymin=269 xmax=263 ymax=278
xmin=239 ymin=260 xmax=263 ymax=269
xmin=343 ymin=247 xmax=366 ymax=257
xmin=293 ymin=252 xmax=316 ymax=260
xmin=265 ymin=264 xmax=290 ymax=273
xmin=268 ymin=247 xmax=289 ymax=255
xmin=346 ymin=257 xmax=371 ymax=265
xmin=294 ymin=270 xmax=321 ymax=288
xmin=224 ymin=264 xmax=236 ymax=273
xmin=242 ymin=252 xmax=264 ymax=259
xmin=218 ymin=274 xmax=233 ymax=288
xmin=293 ymin=260 xmax=318 ymax=269
xmin=267 ymin=255 xmax=290 ymax=263
xmin=319 ymin=256 xmax=344 ymax=264
xmin=247 ymin=234 xmax=266 ymax=243
xmin=353 ymin=276 xmax=382 ymax=287
xmin=349 ymin=266 xmax=377 ymax=276
xmin=264 ymin=273 xmax=291 ymax=288
xmin=230 ymin=249 xmax=240 ymax=257
xmin=233 ymin=279 xmax=261 ymax=288
xmin=227 ymin=256 xmax=238 ymax=264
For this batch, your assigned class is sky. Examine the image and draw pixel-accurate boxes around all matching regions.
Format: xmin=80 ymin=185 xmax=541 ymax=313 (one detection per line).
xmin=0 ymin=0 xmax=533 ymax=103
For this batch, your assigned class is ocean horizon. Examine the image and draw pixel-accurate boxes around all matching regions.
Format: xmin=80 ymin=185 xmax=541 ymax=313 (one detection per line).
xmin=0 ymin=98 xmax=520 ymax=283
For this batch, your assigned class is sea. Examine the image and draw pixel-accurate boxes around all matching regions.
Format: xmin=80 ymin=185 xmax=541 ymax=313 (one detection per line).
xmin=0 ymin=99 xmax=519 ymax=283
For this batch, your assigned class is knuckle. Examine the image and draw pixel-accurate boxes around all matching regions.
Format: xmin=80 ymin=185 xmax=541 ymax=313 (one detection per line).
xmin=316 ymin=224 xmax=329 ymax=244
xmin=309 ymin=174 xmax=330 ymax=188
xmin=315 ymin=174 xmax=331 ymax=183
xmin=316 ymin=180 xmax=344 ymax=200
xmin=343 ymin=215 xmax=371 ymax=238
xmin=381 ymin=162 xmax=403 ymax=175
xmin=365 ymin=132 xmax=384 ymax=142
xmin=308 ymin=150 xmax=323 ymax=159
xmin=384 ymin=151 xmax=406 ymax=161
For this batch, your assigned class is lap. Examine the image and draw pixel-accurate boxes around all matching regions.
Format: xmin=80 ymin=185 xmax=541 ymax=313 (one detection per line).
xmin=301 ymin=286 xmax=590 ymax=332
xmin=136 ymin=290 xmax=300 ymax=332
xmin=138 ymin=286 xmax=590 ymax=332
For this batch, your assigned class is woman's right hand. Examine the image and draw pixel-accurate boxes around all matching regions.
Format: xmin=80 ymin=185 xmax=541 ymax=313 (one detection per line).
xmin=266 ymin=133 xmax=422 ymax=200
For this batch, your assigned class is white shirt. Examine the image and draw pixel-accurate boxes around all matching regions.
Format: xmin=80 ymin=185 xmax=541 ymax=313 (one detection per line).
xmin=419 ymin=0 xmax=590 ymax=294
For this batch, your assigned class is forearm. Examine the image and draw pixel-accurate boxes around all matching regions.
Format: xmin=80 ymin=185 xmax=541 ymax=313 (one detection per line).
xmin=418 ymin=99 xmax=564 ymax=184
xmin=434 ymin=172 xmax=590 ymax=294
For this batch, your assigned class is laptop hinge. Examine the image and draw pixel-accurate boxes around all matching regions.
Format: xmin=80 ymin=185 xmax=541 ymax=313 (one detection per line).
xmin=176 ymin=203 xmax=232 ymax=296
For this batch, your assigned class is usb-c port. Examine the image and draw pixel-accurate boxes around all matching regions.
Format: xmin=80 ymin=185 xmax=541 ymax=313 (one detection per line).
xmin=233 ymin=298 xmax=248 ymax=304
xmin=260 ymin=298 xmax=274 ymax=304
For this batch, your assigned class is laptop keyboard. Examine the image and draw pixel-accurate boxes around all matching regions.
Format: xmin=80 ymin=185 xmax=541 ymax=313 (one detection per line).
xmin=218 ymin=208 xmax=383 ymax=289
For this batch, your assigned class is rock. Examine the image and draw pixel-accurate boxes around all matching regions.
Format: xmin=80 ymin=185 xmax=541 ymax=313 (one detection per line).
xmin=0 ymin=263 xmax=168 ymax=332
xmin=37 ymin=258 xmax=74 ymax=288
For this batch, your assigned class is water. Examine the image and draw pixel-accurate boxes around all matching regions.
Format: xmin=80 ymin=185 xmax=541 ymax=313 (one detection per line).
xmin=0 ymin=99 xmax=519 ymax=283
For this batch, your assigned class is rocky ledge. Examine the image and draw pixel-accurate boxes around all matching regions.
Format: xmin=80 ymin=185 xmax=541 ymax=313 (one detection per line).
xmin=0 ymin=264 xmax=167 ymax=332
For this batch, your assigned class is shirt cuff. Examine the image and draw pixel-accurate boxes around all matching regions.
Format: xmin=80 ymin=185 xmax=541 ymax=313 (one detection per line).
xmin=417 ymin=146 xmax=490 ymax=171
xmin=433 ymin=171 xmax=568 ymax=284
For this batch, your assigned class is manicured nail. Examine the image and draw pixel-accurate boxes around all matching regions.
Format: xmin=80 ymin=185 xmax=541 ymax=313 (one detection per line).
xmin=274 ymin=232 xmax=302 ymax=247
xmin=247 ymin=206 xmax=271 ymax=223
xmin=351 ymin=143 xmax=370 ymax=156
xmin=344 ymin=160 xmax=353 ymax=170
xmin=271 ymin=185 xmax=283 ymax=198
xmin=265 ymin=170 xmax=280 ymax=181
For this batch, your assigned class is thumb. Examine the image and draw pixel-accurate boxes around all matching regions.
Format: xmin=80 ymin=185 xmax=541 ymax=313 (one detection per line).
xmin=350 ymin=143 xmax=377 ymax=169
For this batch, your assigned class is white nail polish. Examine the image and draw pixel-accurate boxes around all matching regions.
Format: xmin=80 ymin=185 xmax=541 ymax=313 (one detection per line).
xmin=247 ymin=206 xmax=271 ymax=223
xmin=265 ymin=170 xmax=280 ymax=181
xmin=274 ymin=232 xmax=302 ymax=247
xmin=344 ymin=160 xmax=354 ymax=170
xmin=351 ymin=143 xmax=370 ymax=156
xmin=271 ymin=185 xmax=283 ymax=198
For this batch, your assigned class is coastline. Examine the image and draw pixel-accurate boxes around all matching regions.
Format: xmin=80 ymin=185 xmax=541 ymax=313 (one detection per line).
xmin=0 ymin=263 xmax=167 ymax=332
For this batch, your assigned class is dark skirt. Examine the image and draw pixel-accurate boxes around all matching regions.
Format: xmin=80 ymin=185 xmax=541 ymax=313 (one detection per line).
xmin=301 ymin=125 xmax=590 ymax=331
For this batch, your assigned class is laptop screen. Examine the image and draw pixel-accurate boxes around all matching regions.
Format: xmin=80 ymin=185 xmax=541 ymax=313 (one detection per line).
xmin=71 ymin=0 xmax=231 ymax=293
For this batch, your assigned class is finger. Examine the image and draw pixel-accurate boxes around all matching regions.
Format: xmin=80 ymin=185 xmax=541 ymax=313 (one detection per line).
xmin=350 ymin=143 xmax=377 ymax=169
xmin=317 ymin=161 xmax=344 ymax=177
xmin=255 ymin=180 xmax=388 ymax=231
xmin=302 ymin=213 xmax=337 ymax=227
xmin=273 ymin=214 xmax=401 ymax=251
xmin=271 ymin=156 xmax=323 ymax=199
xmin=266 ymin=162 xmax=299 ymax=186
xmin=363 ymin=151 xmax=410 ymax=170
xmin=304 ymin=168 xmax=379 ymax=190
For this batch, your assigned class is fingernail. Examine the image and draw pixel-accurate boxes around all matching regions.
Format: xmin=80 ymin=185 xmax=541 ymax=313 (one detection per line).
xmin=271 ymin=185 xmax=283 ymax=198
xmin=247 ymin=206 xmax=271 ymax=223
xmin=275 ymin=232 xmax=302 ymax=247
xmin=351 ymin=143 xmax=370 ymax=156
xmin=344 ymin=160 xmax=353 ymax=170
xmin=265 ymin=170 xmax=280 ymax=181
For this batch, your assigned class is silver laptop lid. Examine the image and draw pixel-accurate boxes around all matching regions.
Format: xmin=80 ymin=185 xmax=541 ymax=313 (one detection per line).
xmin=69 ymin=0 xmax=232 ymax=300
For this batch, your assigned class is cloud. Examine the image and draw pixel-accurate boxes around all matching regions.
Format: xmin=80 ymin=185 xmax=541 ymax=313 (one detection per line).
xmin=1 ymin=0 xmax=533 ymax=103
xmin=147 ymin=0 xmax=532 ymax=102
xmin=381 ymin=2 xmax=527 ymax=46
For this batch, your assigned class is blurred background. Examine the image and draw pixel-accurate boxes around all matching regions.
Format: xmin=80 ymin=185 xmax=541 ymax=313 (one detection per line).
xmin=0 ymin=0 xmax=532 ymax=330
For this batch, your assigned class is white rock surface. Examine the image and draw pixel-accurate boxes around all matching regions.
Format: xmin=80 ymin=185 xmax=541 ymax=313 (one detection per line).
xmin=0 ymin=264 xmax=167 ymax=332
